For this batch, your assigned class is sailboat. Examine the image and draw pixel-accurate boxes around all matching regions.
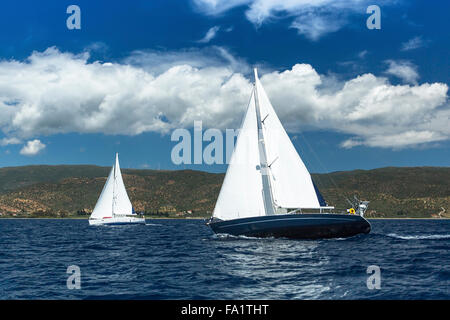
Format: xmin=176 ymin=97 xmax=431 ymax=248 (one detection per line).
xmin=89 ymin=153 xmax=145 ymax=226
xmin=207 ymin=69 xmax=371 ymax=239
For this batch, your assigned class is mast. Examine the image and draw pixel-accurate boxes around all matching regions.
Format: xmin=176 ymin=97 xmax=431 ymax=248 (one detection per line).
xmin=112 ymin=153 xmax=118 ymax=217
xmin=253 ymin=68 xmax=276 ymax=216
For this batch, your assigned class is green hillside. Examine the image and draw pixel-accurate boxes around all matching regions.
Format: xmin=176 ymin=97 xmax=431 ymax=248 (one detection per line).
xmin=0 ymin=165 xmax=448 ymax=218
xmin=311 ymin=167 xmax=450 ymax=218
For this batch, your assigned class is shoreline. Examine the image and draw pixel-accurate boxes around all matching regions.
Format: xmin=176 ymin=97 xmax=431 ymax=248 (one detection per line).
xmin=0 ymin=216 xmax=208 ymax=220
xmin=0 ymin=216 xmax=448 ymax=220
xmin=367 ymin=217 xmax=449 ymax=220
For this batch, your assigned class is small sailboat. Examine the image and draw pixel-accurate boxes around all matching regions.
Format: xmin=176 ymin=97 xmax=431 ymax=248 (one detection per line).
xmin=89 ymin=153 xmax=145 ymax=226
xmin=207 ymin=69 xmax=371 ymax=239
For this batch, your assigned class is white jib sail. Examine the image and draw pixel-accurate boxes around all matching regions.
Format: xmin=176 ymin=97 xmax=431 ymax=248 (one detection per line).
xmin=254 ymin=71 xmax=321 ymax=209
xmin=90 ymin=154 xmax=133 ymax=219
xmin=90 ymin=167 xmax=115 ymax=219
xmin=212 ymin=89 xmax=266 ymax=220
xmin=112 ymin=154 xmax=133 ymax=216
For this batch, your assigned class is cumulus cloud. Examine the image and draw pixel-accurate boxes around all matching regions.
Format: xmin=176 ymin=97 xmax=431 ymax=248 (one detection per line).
xmin=0 ymin=47 xmax=251 ymax=138
xmin=192 ymin=0 xmax=394 ymax=40
xmin=197 ymin=26 xmax=221 ymax=43
xmin=0 ymin=47 xmax=448 ymax=150
xmin=385 ymin=60 xmax=419 ymax=85
xmin=260 ymin=65 xmax=448 ymax=148
xmin=20 ymin=139 xmax=46 ymax=156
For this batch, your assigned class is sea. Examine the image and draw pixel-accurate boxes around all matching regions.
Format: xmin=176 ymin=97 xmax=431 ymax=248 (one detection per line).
xmin=0 ymin=219 xmax=448 ymax=300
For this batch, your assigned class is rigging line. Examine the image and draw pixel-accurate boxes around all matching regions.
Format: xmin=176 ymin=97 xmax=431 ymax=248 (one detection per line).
xmin=268 ymin=156 xmax=279 ymax=168
xmin=293 ymin=135 xmax=329 ymax=204
xmin=296 ymin=130 xmax=352 ymax=206
xmin=232 ymin=86 xmax=256 ymax=145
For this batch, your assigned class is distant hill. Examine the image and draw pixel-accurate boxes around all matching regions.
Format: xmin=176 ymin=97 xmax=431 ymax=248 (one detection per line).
xmin=311 ymin=167 xmax=450 ymax=218
xmin=0 ymin=165 xmax=448 ymax=218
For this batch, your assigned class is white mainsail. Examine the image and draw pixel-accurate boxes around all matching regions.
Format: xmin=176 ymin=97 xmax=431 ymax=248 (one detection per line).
xmin=90 ymin=154 xmax=133 ymax=220
xmin=212 ymin=90 xmax=266 ymax=221
xmin=213 ymin=68 xmax=323 ymax=221
xmin=112 ymin=154 xmax=133 ymax=216
xmin=254 ymin=70 xmax=321 ymax=209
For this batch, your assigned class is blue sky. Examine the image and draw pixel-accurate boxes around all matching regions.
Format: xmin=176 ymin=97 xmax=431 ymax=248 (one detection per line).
xmin=0 ymin=0 xmax=449 ymax=173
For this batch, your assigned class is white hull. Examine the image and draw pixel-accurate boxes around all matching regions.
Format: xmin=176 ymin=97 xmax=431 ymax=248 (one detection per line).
xmin=89 ymin=216 xmax=146 ymax=226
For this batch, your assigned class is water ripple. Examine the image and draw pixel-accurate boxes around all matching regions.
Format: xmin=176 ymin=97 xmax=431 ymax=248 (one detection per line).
xmin=0 ymin=218 xmax=448 ymax=299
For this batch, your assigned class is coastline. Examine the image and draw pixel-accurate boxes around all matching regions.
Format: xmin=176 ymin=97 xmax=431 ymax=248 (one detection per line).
xmin=0 ymin=216 xmax=447 ymax=220
xmin=0 ymin=216 xmax=208 ymax=220
xmin=367 ymin=217 xmax=449 ymax=220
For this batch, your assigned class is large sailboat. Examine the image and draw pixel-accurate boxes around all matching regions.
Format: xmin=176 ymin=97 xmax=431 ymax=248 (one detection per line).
xmin=207 ymin=69 xmax=371 ymax=239
xmin=89 ymin=154 xmax=145 ymax=226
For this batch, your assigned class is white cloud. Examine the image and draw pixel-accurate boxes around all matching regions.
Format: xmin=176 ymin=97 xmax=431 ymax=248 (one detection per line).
xmin=0 ymin=47 xmax=251 ymax=138
xmin=0 ymin=47 xmax=448 ymax=150
xmin=192 ymin=0 xmax=251 ymax=15
xmin=364 ymin=131 xmax=447 ymax=148
xmin=123 ymin=46 xmax=249 ymax=75
xmin=258 ymin=65 xmax=448 ymax=148
xmin=340 ymin=138 xmax=363 ymax=149
xmin=197 ymin=26 xmax=221 ymax=43
xmin=193 ymin=0 xmax=395 ymax=40
xmin=290 ymin=11 xmax=345 ymax=41
xmin=84 ymin=42 xmax=109 ymax=53
xmin=358 ymin=50 xmax=368 ymax=59
xmin=0 ymin=137 xmax=21 ymax=146
xmin=20 ymin=139 xmax=46 ymax=156
xmin=401 ymin=36 xmax=426 ymax=51
xmin=341 ymin=131 xmax=448 ymax=149
xmin=385 ymin=60 xmax=419 ymax=85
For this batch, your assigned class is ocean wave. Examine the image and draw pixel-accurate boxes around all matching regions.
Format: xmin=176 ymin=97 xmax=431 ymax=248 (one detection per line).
xmin=212 ymin=233 xmax=273 ymax=240
xmin=386 ymin=233 xmax=450 ymax=240
xmin=1 ymin=219 xmax=448 ymax=299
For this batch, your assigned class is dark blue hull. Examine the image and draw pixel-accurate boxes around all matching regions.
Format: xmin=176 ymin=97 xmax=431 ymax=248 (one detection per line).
xmin=209 ymin=213 xmax=371 ymax=239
